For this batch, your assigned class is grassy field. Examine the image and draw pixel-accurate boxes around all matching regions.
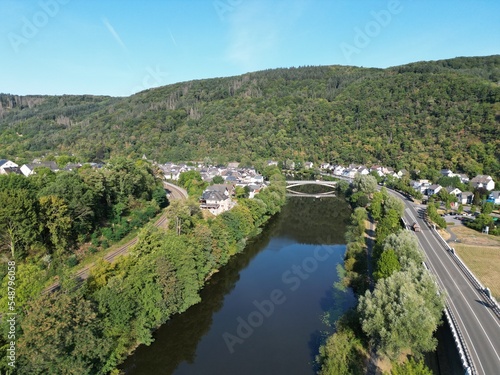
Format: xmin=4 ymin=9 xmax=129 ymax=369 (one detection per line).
xmin=450 ymin=225 xmax=500 ymax=300
xmin=450 ymin=225 xmax=500 ymax=246
xmin=454 ymin=244 xmax=500 ymax=300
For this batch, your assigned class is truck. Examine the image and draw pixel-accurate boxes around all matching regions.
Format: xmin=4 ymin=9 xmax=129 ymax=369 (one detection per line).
xmin=412 ymin=222 xmax=421 ymax=232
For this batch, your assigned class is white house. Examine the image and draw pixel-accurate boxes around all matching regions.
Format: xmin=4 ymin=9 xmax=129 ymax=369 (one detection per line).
xmin=458 ymin=191 xmax=474 ymax=205
xmin=304 ymin=162 xmax=314 ymax=170
xmin=333 ymin=166 xmax=345 ymax=176
xmin=446 ymin=187 xmax=462 ymax=197
xmin=0 ymin=159 xmax=19 ymax=174
xmin=458 ymin=174 xmax=470 ymax=184
xmin=358 ymin=166 xmax=370 ymax=175
xmin=20 ymin=161 xmax=58 ymax=177
xmin=470 ymin=175 xmax=495 ymax=191
xmin=427 ymin=184 xmax=442 ymax=196
xmin=440 ymin=169 xmax=455 ymax=178
xmin=199 ymin=184 xmax=234 ymax=216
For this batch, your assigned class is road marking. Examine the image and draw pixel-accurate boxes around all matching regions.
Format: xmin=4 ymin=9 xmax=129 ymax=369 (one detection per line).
xmin=414 ymin=210 xmax=500 ymax=372
xmin=416 ymin=226 xmax=486 ymax=374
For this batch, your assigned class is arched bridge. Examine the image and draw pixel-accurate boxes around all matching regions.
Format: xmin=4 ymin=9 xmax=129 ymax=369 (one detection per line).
xmin=285 ymin=180 xmax=337 ymax=197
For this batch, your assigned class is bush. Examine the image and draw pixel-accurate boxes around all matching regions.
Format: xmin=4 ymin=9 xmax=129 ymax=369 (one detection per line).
xmin=65 ymin=255 xmax=78 ymax=268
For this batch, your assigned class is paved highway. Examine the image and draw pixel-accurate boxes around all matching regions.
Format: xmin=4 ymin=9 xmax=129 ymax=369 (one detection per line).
xmin=396 ymin=192 xmax=500 ymax=375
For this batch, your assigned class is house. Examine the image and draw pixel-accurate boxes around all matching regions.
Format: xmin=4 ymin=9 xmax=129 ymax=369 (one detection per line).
xmin=199 ymin=184 xmax=234 ymax=216
xmin=486 ymin=191 xmax=500 ymax=205
xmin=446 ymin=187 xmax=462 ymax=197
xmin=470 ymin=175 xmax=495 ymax=191
xmin=0 ymin=159 xmax=19 ymax=174
xmin=0 ymin=166 xmax=22 ymax=175
xmin=382 ymin=167 xmax=395 ymax=175
xmin=266 ymin=160 xmax=278 ymax=167
xmin=458 ymin=191 xmax=474 ymax=205
xmin=20 ymin=161 xmax=58 ymax=176
xmin=397 ymin=169 xmax=408 ymax=178
xmin=320 ymin=163 xmax=331 ymax=170
xmin=333 ymin=166 xmax=345 ymax=176
xmin=458 ymin=174 xmax=469 ymax=184
xmin=440 ymin=169 xmax=455 ymax=178
xmin=358 ymin=166 xmax=370 ymax=175
xmin=64 ymin=163 xmax=82 ymax=171
xmin=427 ymin=184 xmax=442 ymax=196
xmin=370 ymin=165 xmax=385 ymax=177
xmin=304 ymin=162 xmax=314 ymax=170
xmin=227 ymin=162 xmax=240 ymax=169
xmin=343 ymin=168 xmax=357 ymax=179
xmin=247 ymin=184 xmax=263 ymax=199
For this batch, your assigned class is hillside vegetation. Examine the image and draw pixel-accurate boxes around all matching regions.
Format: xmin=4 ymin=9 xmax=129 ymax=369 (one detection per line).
xmin=1 ymin=56 xmax=499 ymax=178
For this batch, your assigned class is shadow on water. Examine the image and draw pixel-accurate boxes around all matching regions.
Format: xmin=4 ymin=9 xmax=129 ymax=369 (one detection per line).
xmin=120 ymin=213 xmax=283 ymax=375
xmin=121 ymin=190 xmax=353 ymax=375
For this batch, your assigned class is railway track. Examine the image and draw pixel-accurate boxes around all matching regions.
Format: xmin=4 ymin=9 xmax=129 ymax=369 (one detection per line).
xmin=44 ymin=181 xmax=187 ymax=293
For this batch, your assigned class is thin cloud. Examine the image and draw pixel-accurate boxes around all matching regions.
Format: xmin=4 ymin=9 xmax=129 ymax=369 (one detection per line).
xmin=102 ymin=17 xmax=128 ymax=53
xmin=168 ymin=28 xmax=178 ymax=47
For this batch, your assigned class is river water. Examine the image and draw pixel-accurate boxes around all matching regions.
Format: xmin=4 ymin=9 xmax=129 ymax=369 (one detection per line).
xmin=121 ymin=192 xmax=462 ymax=375
xmin=121 ymin=195 xmax=355 ymax=375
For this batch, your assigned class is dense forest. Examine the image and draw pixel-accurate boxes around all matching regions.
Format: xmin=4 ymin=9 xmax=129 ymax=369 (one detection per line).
xmin=0 ymin=164 xmax=287 ymax=374
xmin=1 ymin=55 xmax=499 ymax=179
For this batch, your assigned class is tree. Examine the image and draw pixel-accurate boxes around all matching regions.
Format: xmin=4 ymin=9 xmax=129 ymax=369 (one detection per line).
xmin=383 ymin=230 xmax=424 ymax=269
xmin=374 ymin=249 xmax=401 ymax=280
xmin=358 ymin=266 xmax=444 ymax=360
xmin=317 ymin=329 xmax=364 ymax=375
xmin=39 ymin=195 xmax=73 ymax=254
xmin=368 ymin=191 xmax=384 ymax=221
xmin=353 ymin=174 xmax=378 ymax=195
xmin=17 ymin=292 xmax=113 ymax=375
xmin=481 ymin=202 xmax=494 ymax=215
xmin=375 ymin=209 xmax=401 ymax=245
xmin=336 ymin=180 xmax=350 ymax=194
xmin=212 ymin=175 xmax=224 ymax=184
xmin=0 ymin=189 xmax=40 ymax=259
xmin=391 ymin=357 xmax=433 ymax=375
xmin=384 ymin=195 xmax=405 ymax=217
xmin=152 ymin=185 xmax=168 ymax=208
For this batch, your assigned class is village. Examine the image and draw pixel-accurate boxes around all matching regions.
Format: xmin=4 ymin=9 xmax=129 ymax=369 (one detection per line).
xmin=1 ymin=158 xmax=498 ymax=218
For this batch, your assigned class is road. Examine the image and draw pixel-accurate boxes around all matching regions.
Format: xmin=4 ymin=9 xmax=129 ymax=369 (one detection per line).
xmin=395 ymin=191 xmax=500 ymax=375
xmin=44 ymin=181 xmax=188 ymax=293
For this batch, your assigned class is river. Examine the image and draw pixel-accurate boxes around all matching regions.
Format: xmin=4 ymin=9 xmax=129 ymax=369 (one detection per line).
xmin=121 ymin=191 xmax=462 ymax=375
xmin=121 ymin=194 xmax=355 ymax=375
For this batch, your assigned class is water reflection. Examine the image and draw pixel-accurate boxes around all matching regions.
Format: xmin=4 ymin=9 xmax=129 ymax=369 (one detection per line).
xmin=121 ymin=195 xmax=352 ymax=375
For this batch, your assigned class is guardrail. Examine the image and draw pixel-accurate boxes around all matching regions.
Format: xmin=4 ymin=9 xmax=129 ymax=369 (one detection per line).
xmin=445 ymin=306 xmax=476 ymax=375
xmin=405 ymin=218 xmax=476 ymax=374
xmin=432 ymin=227 xmax=500 ymax=317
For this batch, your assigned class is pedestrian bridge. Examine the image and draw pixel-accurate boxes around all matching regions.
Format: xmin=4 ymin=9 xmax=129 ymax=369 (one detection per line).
xmin=285 ymin=180 xmax=337 ymax=197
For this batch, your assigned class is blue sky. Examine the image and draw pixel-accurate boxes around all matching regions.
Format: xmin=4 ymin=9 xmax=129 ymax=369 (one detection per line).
xmin=1 ymin=0 xmax=499 ymax=96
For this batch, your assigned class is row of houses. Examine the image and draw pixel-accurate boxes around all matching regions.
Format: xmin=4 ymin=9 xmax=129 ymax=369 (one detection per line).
xmin=316 ymin=162 xmax=498 ymax=205
xmin=158 ymin=162 xmax=267 ymax=216
xmin=326 ymin=163 xmax=406 ymax=179
xmin=0 ymin=159 xmax=103 ymax=177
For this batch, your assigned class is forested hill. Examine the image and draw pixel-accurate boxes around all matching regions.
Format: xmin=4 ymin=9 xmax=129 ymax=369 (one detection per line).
xmin=1 ymin=55 xmax=499 ymax=178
